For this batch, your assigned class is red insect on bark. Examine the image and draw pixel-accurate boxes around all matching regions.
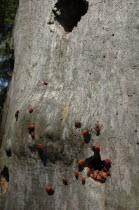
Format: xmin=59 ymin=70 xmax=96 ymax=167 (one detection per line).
xmin=82 ymin=130 xmax=89 ymax=135
xmin=29 ymin=108 xmax=33 ymax=113
xmin=81 ymin=176 xmax=86 ymax=185
xmin=61 ymin=177 xmax=68 ymax=185
xmin=46 ymin=186 xmax=54 ymax=195
xmin=75 ymin=121 xmax=81 ymax=128
xmin=78 ymin=160 xmax=84 ymax=166
xmin=43 ymin=82 xmax=48 ymax=85
xmin=87 ymin=168 xmax=92 ymax=176
xmin=105 ymin=157 xmax=111 ymax=164
xmin=37 ymin=144 xmax=43 ymax=149
xmin=94 ymin=125 xmax=101 ymax=136
xmin=28 ymin=124 xmax=35 ymax=132
xmin=92 ymin=145 xmax=100 ymax=152
xmin=81 ymin=176 xmax=85 ymax=181
xmin=46 ymin=186 xmax=52 ymax=192
xmin=106 ymin=172 xmax=110 ymax=176
xmin=74 ymin=171 xmax=79 ymax=178
xmin=15 ymin=110 xmax=19 ymax=121
xmin=30 ymin=132 xmax=35 ymax=139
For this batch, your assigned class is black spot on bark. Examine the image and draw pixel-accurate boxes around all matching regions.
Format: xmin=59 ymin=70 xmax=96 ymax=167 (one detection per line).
xmin=5 ymin=148 xmax=12 ymax=157
xmin=37 ymin=148 xmax=47 ymax=167
xmin=47 ymin=189 xmax=55 ymax=195
xmin=1 ymin=166 xmax=9 ymax=182
xmin=83 ymin=133 xmax=91 ymax=143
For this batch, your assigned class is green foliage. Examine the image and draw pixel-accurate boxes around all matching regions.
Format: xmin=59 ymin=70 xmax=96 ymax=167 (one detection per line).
xmin=0 ymin=0 xmax=19 ymax=121
xmin=0 ymin=0 xmax=19 ymax=41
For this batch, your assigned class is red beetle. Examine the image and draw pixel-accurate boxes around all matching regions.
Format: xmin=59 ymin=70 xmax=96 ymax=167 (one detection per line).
xmin=46 ymin=186 xmax=52 ymax=191
xmin=28 ymin=124 xmax=35 ymax=131
xmin=15 ymin=110 xmax=19 ymax=121
xmin=87 ymin=168 xmax=92 ymax=176
xmin=82 ymin=130 xmax=89 ymax=135
xmin=106 ymin=172 xmax=110 ymax=176
xmin=46 ymin=186 xmax=53 ymax=192
xmin=94 ymin=125 xmax=100 ymax=132
xmin=92 ymin=145 xmax=100 ymax=151
xmin=78 ymin=160 xmax=84 ymax=166
xmin=29 ymin=108 xmax=33 ymax=113
xmin=95 ymin=145 xmax=100 ymax=150
xmin=74 ymin=171 xmax=79 ymax=177
xmin=90 ymin=173 xmax=94 ymax=179
xmin=43 ymin=82 xmax=48 ymax=85
xmin=15 ymin=110 xmax=19 ymax=117
xmin=81 ymin=176 xmax=85 ymax=181
xmin=37 ymin=144 xmax=43 ymax=149
xmin=105 ymin=157 xmax=111 ymax=164
xmin=31 ymin=132 xmax=35 ymax=137
xmin=75 ymin=121 xmax=81 ymax=128
xmin=61 ymin=177 xmax=68 ymax=184
xmin=99 ymin=171 xmax=107 ymax=179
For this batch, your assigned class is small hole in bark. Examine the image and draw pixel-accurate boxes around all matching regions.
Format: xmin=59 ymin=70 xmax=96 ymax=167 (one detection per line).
xmin=135 ymin=130 xmax=137 ymax=132
xmin=9 ymin=49 xmax=14 ymax=71
xmin=1 ymin=166 xmax=9 ymax=182
xmin=53 ymin=0 xmax=89 ymax=32
xmin=103 ymin=55 xmax=106 ymax=58
xmin=5 ymin=148 xmax=12 ymax=157
xmin=112 ymin=34 xmax=114 ymax=36
xmin=37 ymin=147 xmax=47 ymax=166
xmin=137 ymin=142 xmax=139 ymax=145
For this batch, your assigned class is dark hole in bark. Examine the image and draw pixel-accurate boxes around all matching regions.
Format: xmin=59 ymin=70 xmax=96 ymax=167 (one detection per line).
xmin=9 ymin=49 xmax=14 ymax=71
xmin=37 ymin=148 xmax=47 ymax=167
xmin=53 ymin=0 xmax=89 ymax=32
xmin=1 ymin=166 xmax=9 ymax=182
xmin=84 ymin=149 xmax=111 ymax=183
xmin=83 ymin=133 xmax=91 ymax=143
xmin=47 ymin=189 xmax=55 ymax=195
xmin=82 ymin=180 xmax=85 ymax=185
xmin=96 ymin=130 xmax=100 ymax=136
xmin=5 ymin=148 xmax=12 ymax=157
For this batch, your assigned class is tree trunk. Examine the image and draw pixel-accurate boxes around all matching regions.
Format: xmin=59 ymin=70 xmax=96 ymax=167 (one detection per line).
xmin=0 ymin=0 xmax=139 ymax=209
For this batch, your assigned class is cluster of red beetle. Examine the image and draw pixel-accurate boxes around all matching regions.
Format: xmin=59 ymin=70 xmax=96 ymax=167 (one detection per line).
xmin=45 ymin=124 xmax=111 ymax=194
xmin=45 ymin=146 xmax=111 ymax=194
xmin=14 ymin=82 xmax=111 ymax=195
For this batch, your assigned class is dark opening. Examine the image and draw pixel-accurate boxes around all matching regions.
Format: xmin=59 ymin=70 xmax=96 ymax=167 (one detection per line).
xmin=83 ymin=133 xmax=91 ymax=143
xmin=53 ymin=0 xmax=89 ymax=32
xmin=1 ymin=166 xmax=9 ymax=182
xmin=84 ymin=148 xmax=111 ymax=183
xmin=47 ymin=188 xmax=55 ymax=196
xmin=37 ymin=147 xmax=47 ymax=167
xmin=5 ymin=148 xmax=12 ymax=157
xmin=9 ymin=49 xmax=14 ymax=71
xmin=85 ymin=154 xmax=104 ymax=170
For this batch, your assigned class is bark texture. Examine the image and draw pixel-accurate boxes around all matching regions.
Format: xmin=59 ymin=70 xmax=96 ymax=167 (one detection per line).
xmin=0 ymin=0 xmax=139 ymax=209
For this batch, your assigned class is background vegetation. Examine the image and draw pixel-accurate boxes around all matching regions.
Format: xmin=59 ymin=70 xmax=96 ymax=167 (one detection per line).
xmin=0 ymin=0 xmax=19 ymax=120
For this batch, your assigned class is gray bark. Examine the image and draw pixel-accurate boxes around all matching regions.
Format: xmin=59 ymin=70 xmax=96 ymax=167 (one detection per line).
xmin=0 ymin=0 xmax=139 ymax=209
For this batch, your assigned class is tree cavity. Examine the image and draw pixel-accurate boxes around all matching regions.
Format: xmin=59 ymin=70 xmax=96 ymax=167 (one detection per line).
xmin=52 ymin=0 xmax=89 ymax=32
